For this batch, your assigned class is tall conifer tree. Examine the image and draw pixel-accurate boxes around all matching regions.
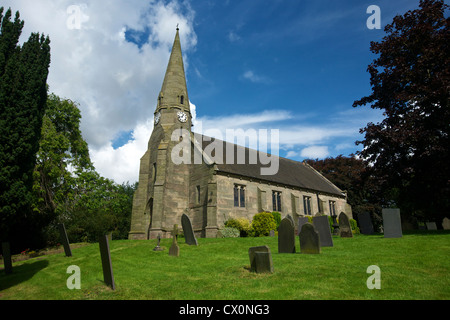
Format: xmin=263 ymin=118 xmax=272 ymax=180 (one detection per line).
xmin=0 ymin=7 xmax=51 ymax=250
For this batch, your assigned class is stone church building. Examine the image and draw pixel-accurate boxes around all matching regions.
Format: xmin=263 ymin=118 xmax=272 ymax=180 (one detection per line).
xmin=129 ymin=29 xmax=351 ymax=240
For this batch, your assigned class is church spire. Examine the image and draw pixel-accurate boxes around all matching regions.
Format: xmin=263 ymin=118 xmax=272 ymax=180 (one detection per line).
xmin=157 ymin=27 xmax=190 ymax=114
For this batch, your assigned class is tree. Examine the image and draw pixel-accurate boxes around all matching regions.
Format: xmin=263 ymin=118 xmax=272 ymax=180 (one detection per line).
xmin=0 ymin=8 xmax=51 ymax=250
xmin=306 ymin=156 xmax=383 ymax=225
xmin=33 ymin=94 xmax=92 ymax=219
xmin=32 ymin=93 xmax=136 ymax=245
xmin=353 ymin=0 xmax=449 ymax=223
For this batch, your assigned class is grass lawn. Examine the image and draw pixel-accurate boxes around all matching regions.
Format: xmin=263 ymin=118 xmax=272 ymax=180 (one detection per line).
xmin=1 ymin=231 xmax=449 ymax=300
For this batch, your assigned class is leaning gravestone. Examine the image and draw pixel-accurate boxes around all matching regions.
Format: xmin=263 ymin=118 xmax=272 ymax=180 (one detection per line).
xmin=297 ymin=216 xmax=309 ymax=235
xmin=58 ymin=223 xmax=72 ymax=257
xmin=426 ymin=222 xmax=437 ymax=230
xmin=338 ymin=212 xmax=353 ymax=238
xmin=382 ymin=208 xmax=402 ymax=238
xmin=98 ymin=235 xmax=115 ymax=290
xmin=2 ymin=242 xmax=13 ymax=275
xmin=278 ymin=218 xmax=295 ymax=253
xmin=299 ymin=223 xmax=320 ymax=254
xmin=248 ymin=245 xmax=274 ymax=273
xmin=169 ymin=224 xmax=180 ymax=257
xmin=313 ymin=215 xmax=333 ymax=247
xmin=358 ymin=212 xmax=374 ymax=235
xmin=181 ymin=214 xmax=198 ymax=246
xmin=442 ymin=217 xmax=450 ymax=230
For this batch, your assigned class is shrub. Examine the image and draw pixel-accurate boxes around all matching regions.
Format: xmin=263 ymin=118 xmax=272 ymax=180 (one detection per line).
xmin=224 ymin=218 xmax=251 ymax=237
xmin=217 ymin=227 xmax=240 ymax=238
xmin=350 ymin=219 xmax=360 ymax=234
xmin=271 ymin=211 xmax=281 ymax=229
xmin=248 ymin=212 xmax=277 ymax=237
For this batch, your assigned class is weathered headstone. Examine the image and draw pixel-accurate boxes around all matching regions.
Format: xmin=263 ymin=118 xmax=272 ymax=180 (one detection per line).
xmin=169 ymin=224 xmax=180 ymax=257
xmin=58 ymin=223 xmax=72 ymax=257
xmin=426 ymin=222 xmax=437 ymax=230
xmin=181 ymin=214 xmax=198 ymax=246
xmin=299 ymin=223 xmax=320 ymax=254
xmin=2 ymin=242 xmax=13 ymax=275
xmin=312 ymin=215 xmax=333 ymax=247
xmin=358 ymin=212 xmax=374 ymax=235
xmin=153 ymin=233 xmax=164 ymax=251
xmin=269 ymin=230 xmax=275 ymax=237
xmin=285 ymin=214 xmax=295 ymax=227
xmin=382 ymin=208 xmax=402 ymax=238
xmin=98 ymin=235 xmax=115 ymax=290
xmin=248 ymin=245 xmax=274 ymax=273
xmin=278 ymin=218 xmax=295 ymax=253
xmin=442 ymin=217 xmax=450 ymax=230
xmin=338 ymin=212 xmax=353 ymax=238
xmin=297 ymin=216 xmax=309 ymax=235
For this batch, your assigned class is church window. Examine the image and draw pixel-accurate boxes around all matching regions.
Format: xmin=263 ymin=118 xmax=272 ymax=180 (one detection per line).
xmin=234 ymin=184 xmax=246 ymax=208
xmin=303 ymin=196 xmax=312 ymax=216
xmin=180 ymin=95 xmax=184 ymax=105
xmin=329 ymin=200 xmax=336 ymax=216
xmin=272 ymin=191 xmax=282 ymax=212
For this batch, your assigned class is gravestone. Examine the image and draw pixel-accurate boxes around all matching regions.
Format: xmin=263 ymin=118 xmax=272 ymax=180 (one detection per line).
xmin=169 ymin=224 xmax=180 ymax=257
xmin=426 ymin=222 xmax=437 ymax=230
xmin=358 ymin=212 xmax=374 ymax=235
xmin=442 ymin=217 xmax=450 ymax=230
xmin=338 ymin=212 xmax=353 ymax=238
xmin=278 ymin=218 xmax=295 ymax=253
xmin=299 ymin=223 xmax=320 ymax=254
xmin=98 ymin=235 xmax=115 ymax=290
xmin=248 ymin=245 xmax=274 ymax=273
xmin=297 ymin=216 xmax=309 ymax=235
xmin=153 ymin=233 xmax=164 ymax=251
xmin=285 ymin=214 xmax=295 ymax=227
xmin=312 ymin=215 xmax=333 ymax=247
xmin=181 ymin=214 xmax=198 ymax=246
xmin=269 ymin=230 xmax=275 ymax=237
xmin=2 ymin=242 xmax=13 ymax=275
xmin=58 ymin=223 xmax=72 ymax=257
xmin=382 ymin=208 xmax=402 ymax=238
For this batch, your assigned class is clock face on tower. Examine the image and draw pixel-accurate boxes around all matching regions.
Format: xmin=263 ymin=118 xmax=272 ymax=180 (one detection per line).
xmin=177 ymin=111 xmax=188 ymax=123
xmin=154 ymin=111 xmax=161 ymax=125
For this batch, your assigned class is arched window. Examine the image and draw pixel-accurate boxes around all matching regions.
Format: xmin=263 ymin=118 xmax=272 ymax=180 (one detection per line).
xmin=180 ymin=95 xmax=184 ymax=105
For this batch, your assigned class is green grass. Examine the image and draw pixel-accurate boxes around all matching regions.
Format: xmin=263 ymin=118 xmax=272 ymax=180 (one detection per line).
xmin=1 ymin=231 xmax=449 ymax=300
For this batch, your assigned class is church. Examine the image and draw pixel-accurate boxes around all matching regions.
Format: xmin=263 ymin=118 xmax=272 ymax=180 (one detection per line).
xmin=128 ymin=29 xmax=352 ymax=240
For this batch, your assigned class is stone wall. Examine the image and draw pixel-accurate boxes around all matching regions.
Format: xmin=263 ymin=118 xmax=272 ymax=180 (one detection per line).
xmin=215 ymin=173 xmax=350 ymax=231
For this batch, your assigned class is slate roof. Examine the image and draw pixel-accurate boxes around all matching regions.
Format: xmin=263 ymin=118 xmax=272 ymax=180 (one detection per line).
xmin=200 ymin=135 xmax=345 ymax=197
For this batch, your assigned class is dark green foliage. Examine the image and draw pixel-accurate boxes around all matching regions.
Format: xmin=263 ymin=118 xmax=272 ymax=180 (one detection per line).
xmin=271 ymin=211 xmax=281 ymax=229
xmin=0 ymin=8 xmax=51 ymax=251
xmin=353 ymin=0 xmax=450 ymax=222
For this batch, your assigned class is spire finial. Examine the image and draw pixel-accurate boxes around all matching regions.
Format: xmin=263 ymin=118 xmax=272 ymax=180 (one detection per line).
xmin=176 ymin=23 xmax=179 ymax=31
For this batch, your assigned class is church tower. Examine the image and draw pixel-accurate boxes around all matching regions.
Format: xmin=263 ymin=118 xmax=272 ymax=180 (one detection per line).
xmin=129 ymin=28 xmax=193 ymax=239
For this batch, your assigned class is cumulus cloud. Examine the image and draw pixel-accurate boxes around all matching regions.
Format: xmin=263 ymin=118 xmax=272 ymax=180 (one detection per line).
xmin=4 ymin=0 xmax=197 ymax=183
xmin=300 ymin=146 xmax=330 ymax=159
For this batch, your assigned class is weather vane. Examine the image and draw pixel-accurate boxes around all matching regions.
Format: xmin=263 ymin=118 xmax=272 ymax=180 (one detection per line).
xmin=176 ymin=23 xmax=179 ymax=30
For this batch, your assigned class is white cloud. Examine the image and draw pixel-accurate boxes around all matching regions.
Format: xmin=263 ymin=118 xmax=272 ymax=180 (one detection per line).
xmin=241 ymin=70 xmax=270 ymax=84
xmin=3 ymin=0 xmax=197 ymax=183
xmin=300 ymin=146 xmax=329 ymax=159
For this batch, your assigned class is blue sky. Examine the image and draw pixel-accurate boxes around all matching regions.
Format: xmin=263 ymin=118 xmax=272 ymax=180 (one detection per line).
xmin=123 ymin=0 xmax=417 ymax=159
xmin=4 ymin=0 xmax=421 ymax=183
